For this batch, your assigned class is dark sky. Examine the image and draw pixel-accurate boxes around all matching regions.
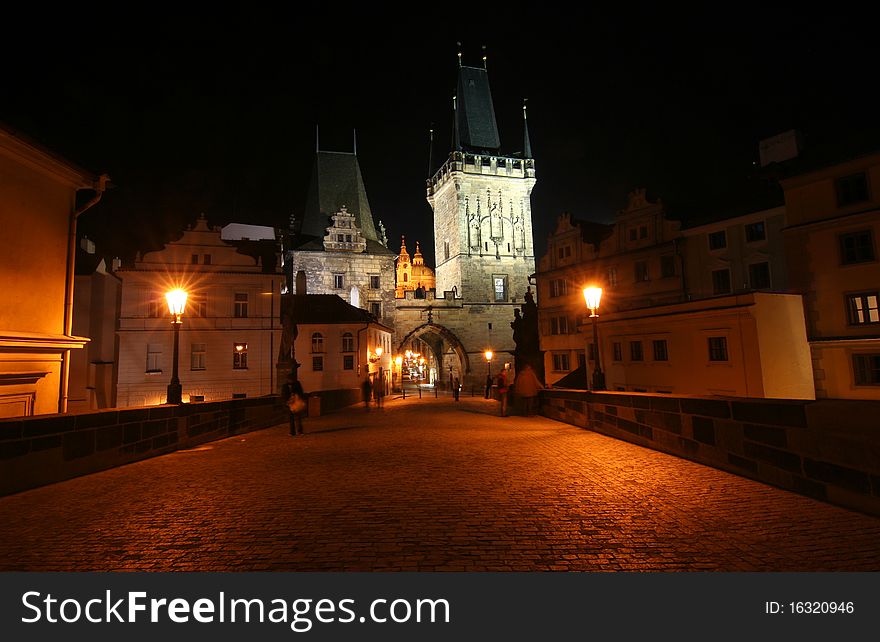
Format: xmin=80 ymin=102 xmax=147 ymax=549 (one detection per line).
xmin=2 ymin=8 xmax=876 ymax=267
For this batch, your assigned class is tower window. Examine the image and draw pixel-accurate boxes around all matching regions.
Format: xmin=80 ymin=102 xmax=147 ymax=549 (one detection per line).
xmin=444 ymin=241 xmax=450 ymax=260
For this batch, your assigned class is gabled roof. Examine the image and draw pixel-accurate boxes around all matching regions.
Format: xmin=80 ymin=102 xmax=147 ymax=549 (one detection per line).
xmin=298 ymin=151 xmax=379 ymax=244
xmin=288 ymin=294 xmax=387 ymax=327
xmin=456 ymin=66 xmax=501 ymax=153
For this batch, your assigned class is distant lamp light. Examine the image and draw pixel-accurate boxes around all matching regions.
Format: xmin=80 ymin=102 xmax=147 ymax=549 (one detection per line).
xmin=395 ymin=356 xmax=403 ymax=367
xmin=485 ymin=350 xmax=493 ymax=377
xmin=234 ymin=343 xmax=246 ymax=352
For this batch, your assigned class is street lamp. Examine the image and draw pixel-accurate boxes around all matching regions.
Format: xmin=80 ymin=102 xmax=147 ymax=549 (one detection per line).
xmin=165 ymin=288 xmax=188 ymax=404
xmin=583 ymin=286 xmax=606 ymax=391
xmin=484 ymin=350 xmax=493 ymax=378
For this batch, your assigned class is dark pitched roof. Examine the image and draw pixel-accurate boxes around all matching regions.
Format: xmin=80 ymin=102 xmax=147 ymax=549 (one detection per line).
xmin=298 ymin=151 xmax=379 ymax=244
xmin=456 ymin=66 xmax=501 ymax=153
xmin=288 ymin=294 xmax=380 ymax=325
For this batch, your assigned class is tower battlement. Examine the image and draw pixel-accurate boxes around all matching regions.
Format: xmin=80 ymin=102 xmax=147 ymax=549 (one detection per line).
xmin=427 ymin=151 xmax=536 ymax=196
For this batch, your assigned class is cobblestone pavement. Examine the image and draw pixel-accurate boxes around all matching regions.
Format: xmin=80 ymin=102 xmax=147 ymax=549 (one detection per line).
xmin=2 ymin=394 xmax=880 ymax=571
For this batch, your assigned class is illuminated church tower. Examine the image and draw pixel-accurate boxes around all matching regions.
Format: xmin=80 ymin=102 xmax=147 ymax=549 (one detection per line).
xmin=426 ymin=58 xmax=536 ymax=304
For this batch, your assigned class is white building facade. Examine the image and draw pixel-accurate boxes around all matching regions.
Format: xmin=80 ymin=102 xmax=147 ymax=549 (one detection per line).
xmin=116 ymin=215 xmax=282 ymax=406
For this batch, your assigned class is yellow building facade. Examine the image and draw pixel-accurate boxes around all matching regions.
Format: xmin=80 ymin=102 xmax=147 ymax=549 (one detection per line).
xmin=395 ymin=237 xmax=435 ymax=298
xmin=0 ymin=124 xmax=106 ymax=417
xmin=782 ymin=152 xmax=880 ymax=399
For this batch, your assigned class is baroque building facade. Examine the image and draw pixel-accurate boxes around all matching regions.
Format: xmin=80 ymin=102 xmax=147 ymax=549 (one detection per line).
xmin=536 ymin=190 xmax=814 ymax=399
xmin=115 ymin=215 xmax=282 ymax=406
xmin=781 ymin=150 xmax=880 ymax=399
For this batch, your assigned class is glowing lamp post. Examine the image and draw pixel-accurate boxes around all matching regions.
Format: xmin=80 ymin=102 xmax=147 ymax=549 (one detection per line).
xmin=165 ymin=288 xmax=188 ymax=404
xmin=484 ymin=350 xmax=493 ymax=378
xmin=583 ymin=286 xmax=606 ymax=391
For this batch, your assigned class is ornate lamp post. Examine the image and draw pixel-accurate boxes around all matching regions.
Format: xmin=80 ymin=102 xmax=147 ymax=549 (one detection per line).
xmin=484 ymin=350 xmax=493 ymax=379
xmin=583 ymin=286 xmax=606 ymax=391
xmin=165 ymin=288 xmax=188 ymax=404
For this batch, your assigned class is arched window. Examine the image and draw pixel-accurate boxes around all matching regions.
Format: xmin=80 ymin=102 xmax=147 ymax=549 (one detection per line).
xmin=311 ymin=332 xmax=324 ymax=353
xmin=403 ymin=273 xmax=408 ymax=282
xmin=342 ymin=332 xmax=354 ymax=352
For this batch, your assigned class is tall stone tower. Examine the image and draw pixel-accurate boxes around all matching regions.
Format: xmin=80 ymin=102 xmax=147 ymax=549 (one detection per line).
xmin=426 ymin=64 xmax=536 ymax=305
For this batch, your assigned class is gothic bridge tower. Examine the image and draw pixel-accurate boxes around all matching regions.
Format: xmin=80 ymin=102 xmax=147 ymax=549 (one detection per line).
xmin=393 ymin=55 xmax=536 ymax=388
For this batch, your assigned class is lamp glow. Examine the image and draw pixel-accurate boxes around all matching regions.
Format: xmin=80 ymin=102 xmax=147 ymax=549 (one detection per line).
xmin=166 ymin=289 xmax=188 ymax=319
xmin=583 ymin=286 xmax=602 ymax=314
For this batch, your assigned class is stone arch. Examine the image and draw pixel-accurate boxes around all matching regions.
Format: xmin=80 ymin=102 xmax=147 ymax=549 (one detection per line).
xmin=396 ymin=322 xmax=471 ymax=377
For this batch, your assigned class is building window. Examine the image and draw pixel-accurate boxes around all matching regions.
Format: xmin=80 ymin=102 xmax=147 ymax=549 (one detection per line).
xmin=550 ymin=316 xmax=568 ymax=335
xmin=653 ymin=339 xmax=668 ymax=361
xmin=607 ymin=268 xmax=618 ymax=287
xmin=853 ymin=354 xmax=880 ymax=385
xmin=312 ymin=356 xmax=324 ymax=371
xmin=370 ymin=302 xmax=382 ymax=318
xmin=552 ymin=353 xmax=570 ymax=372
xmin=370 ymin=275 xmax=380 ymax=289
xmin=612 ymin=342 xmax=623 ymax=362
xmin=576 ymin=351 xmax=586 ymax=369
xmin=234 ymin=293 xmax=248 ymax=318
xmin=333 ymin=273 xmax=344 ymax=289
xmin=203 ymin=254 xmax=211 ymax=265
xmin=661 ymin=255 xmax=676 ymax=278
xmin=149 ymin=298 xmax=164 ymax=318
xmin=708 ymin=230 xmax=727 ymax=250
xmin=839 ymin=230 xmax=875 ymax=265
xmin=639 ymin=225 xmax=648 ymax=239
xmin=311 ymin=333 xmax=324 ymax=353
xmin=343 ymin=354 xmax=354 ymax=370
xmin=403 ymin=273 xmax=408 ymax=282
xmin=444 ymin=241 xmax=450 ymax=261
xmin=549 ymin=279 xmax=567 ymax=297
xmin=846 ymin=292 xmax=880 ymax=325
xmin=836 ymin=172 xmax=869 ymax=207
xmin=191 ymin=343 xmax=206 ymax=370
xmin=628 ymin=228 xmax=637 ymax=241
xmin=146 ymin=344 xmax=162 ymax=373
xmin=191 ymin=254 xmax=199 ymax=264
xmin=708 ymin=337 xmax=728 ymax=362
xmin=342 ymin=332 xmax=354 ymax=352
xmin=712 ymin=269 xmax=731 ymax=295
xmin=630 ymin=341 xmax=643 ymax=361
xmin=745 ymin=221 xmax=766 ymax=243
xmin=190 ymin=294 xmax=207 ymax=317
xmin=635 ymin=261 xmax=649 ymax=282
xmin=749 ymin=262 xmax=771 ymax=290
xmin=493 ymin=275 xmax=507 ymax=302
xmin=233 ymin=343 xmax=248 ymax=369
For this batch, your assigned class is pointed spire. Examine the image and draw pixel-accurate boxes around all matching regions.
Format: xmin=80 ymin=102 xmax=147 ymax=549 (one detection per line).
xmin=353 ymin=128 xmax=357 ymax=155
xmin=453 ymin=95 xmax=461 ymax=151
xmin=414 ymin=240 xmax=424 ymax=265
xmin=427 ymin=125 xmax=434 ymax=177
xmin=399 ymin=235 xmax=409 ymax=257
xmin=456 ymin=41 xmax=462 ymax=67
xmin=523 ymin=99 xmax=532 ymax=159
xmin=481 ymin=45 xmax=487 ymax=70
xmin=315 ymin=124 xmax=320 ymax=153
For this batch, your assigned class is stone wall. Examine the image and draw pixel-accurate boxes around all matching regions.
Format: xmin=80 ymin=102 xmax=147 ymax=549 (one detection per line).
xmin=0 ymin=396 xmax=287 ymax=496
xmin=541 ymin=389 xmax=880 ymax=516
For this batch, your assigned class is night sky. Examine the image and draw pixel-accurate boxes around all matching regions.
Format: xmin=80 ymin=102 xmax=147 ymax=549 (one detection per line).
xmin=2 ymin=8 xmax=876 ymax=267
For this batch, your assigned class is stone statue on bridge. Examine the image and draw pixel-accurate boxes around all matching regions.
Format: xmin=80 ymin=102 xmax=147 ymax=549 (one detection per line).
xmin=511 ymin=287 xmax=544 ymax=383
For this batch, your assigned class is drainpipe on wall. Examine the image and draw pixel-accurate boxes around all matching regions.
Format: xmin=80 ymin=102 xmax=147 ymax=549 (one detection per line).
xmin=356 ymin=323 xmax=370 ymax=378
xmin=59 ymin=174 xmax=110 ymax=414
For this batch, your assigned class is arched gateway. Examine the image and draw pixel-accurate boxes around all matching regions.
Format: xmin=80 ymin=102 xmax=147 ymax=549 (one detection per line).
xmin=397 ymin=322 xmax=470 ymax=387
